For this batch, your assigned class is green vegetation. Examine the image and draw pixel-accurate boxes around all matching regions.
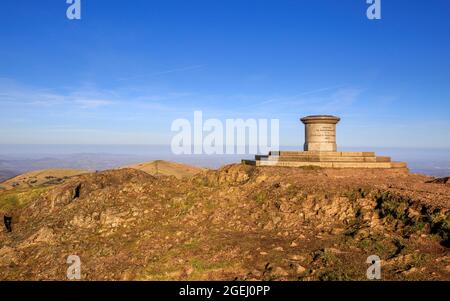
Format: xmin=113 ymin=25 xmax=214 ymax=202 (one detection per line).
xmin=375 ymin=192 xmax=409 ymax=220
xmin=429 ymin=212 xmax=450 ymax=246
xmin=318 ymin=270 xmax=352 ymax=281
xmin=254 ymin=192 xmax=267 ymax=204
xmin=0 ymin=186 xmax=48 ymax=211
xmin=191 ymin=258 xmax=229 ymax=273
xmin=373 ymin=190 xmax=450 ymax=247
xmin=312 ymin=249 xmax=339 ymax=266
xmin=345 ymin=187 xmax=369 ymax=202
xmin=343 ymin=207 xmax=365 ymax=238
xmin=356 ymin=233 xmax=393 ymax=256
xmin=171 ymin=193 xmax=198 ymax=217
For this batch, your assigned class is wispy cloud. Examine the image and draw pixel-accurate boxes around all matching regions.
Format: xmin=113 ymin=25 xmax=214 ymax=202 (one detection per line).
xmin=0 ymin=79 xmax=129 ymax=110
xmin=0 ymin=78 xmax=199 ymax=114
xmin=117 ymin=65 xmax=204 ymax=81
xmin=2 ymin=89 xmax=115 ymax=109
xmin=75 ymin=99 xmax=114 ymax=109
xmin=0 ymin=78 xmax=366 ymax=121
xmin=318 ymin=88 xmax=363 ymax=111
xmin=256 ymin=85 xmax=345 ymax=106
xmin=238 ymin=86 xmax=363 ymax=116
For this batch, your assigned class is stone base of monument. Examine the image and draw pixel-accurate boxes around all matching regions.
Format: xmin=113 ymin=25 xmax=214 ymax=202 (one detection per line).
xmin=242 ymin=151 xmax=408 ymax=171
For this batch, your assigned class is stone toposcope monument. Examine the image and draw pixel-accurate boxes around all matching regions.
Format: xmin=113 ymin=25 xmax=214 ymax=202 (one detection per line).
xmin=301 ymin=115 xmax=340 ymax=152
xmin=243 ymin=115 xmax=408 ymax=171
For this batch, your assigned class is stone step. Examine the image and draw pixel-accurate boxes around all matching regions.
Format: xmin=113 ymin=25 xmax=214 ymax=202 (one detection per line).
xmin=270 ymin=151 xmax=376 ymax=157
xmin=241 ymin=160 xmax=257 ymax=166
xmin=245 ymin=160 xmax=407 ymax=169
xmin=376 ymin=156 xmax=392 ymax=163
xmin=267 ymin=156 xmax=391 ymax=163
xmin=390 ymin=162 xmax=408 ymax=168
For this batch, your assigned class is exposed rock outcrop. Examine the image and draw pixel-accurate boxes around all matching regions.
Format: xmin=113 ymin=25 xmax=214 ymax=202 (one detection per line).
xmin=0 ymin=165 xmax=449 ymax=280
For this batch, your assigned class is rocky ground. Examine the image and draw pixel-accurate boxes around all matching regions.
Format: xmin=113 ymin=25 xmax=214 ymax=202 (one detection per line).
xmin=0 ymin=164 xmax=449 ymax=280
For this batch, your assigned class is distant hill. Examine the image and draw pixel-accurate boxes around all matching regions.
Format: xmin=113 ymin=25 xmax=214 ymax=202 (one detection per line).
xmin=122 ymin=160 xmax=205 ymax=179
xmin=0 ymin=169 xmax=89 ymax=191
xmin=0 ymin=154 xmax=155 ymax=173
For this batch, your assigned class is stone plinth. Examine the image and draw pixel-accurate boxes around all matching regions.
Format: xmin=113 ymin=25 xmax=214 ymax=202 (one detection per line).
xmin=300 ymin=115 xmax=340 ymax=152
xmin=243 ymin=151 xmax=408 ymax=170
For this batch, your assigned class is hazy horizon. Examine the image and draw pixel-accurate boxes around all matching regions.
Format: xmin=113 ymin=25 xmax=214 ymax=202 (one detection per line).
xmin=0 ymin=144 xmax=449 ymax=177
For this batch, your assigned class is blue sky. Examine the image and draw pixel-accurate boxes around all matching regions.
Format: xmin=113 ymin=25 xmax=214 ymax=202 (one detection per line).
xmin=0 ymin=0 xmax=449 ymax=148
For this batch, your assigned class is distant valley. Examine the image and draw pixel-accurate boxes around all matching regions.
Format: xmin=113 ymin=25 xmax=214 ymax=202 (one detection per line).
xmin=0 ymin=170 xmax=18 ymax=183
xmin=0 ymin=145 xmax=449 ymax=178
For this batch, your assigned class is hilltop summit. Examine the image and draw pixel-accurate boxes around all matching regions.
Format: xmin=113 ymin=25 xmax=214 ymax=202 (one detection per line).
xmin=122 ymin=160 xmax=205 ymax=179
xmin=0 ymin=164 xmax=449 ymax=280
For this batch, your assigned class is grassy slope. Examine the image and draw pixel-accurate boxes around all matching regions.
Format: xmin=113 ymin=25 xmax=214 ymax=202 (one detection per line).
xmin=0 ymin=169 xmax=89 ymax=191
xmin=122 ymin=160 xmax=204 ymax=179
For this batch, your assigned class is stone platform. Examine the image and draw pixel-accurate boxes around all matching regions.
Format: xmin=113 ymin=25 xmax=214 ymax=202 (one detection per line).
xmin=242 ymin=151 xmax=408 ymax=170
xmin=242 ymin=115 xmax=409 ymax=171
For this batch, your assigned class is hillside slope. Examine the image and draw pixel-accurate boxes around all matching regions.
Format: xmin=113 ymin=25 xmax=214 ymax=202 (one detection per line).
xmin=122 ymin=160 xmax=204 ymax=179
xmin=0 ymin=165 xmax=449 ymax=280
xmin=0 ymin=169 xmax=89 ymax=191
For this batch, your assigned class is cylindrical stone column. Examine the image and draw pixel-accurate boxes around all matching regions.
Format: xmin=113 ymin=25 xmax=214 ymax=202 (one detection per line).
xmin=300 ymin=115 xmax=340 ymax=152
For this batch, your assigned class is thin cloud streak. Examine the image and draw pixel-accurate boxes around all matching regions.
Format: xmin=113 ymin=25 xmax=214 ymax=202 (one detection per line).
xmin=116 ymin=65 xmax=205 ymax=81
xmin=256 ymin=85 xmax=345 ymax=106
